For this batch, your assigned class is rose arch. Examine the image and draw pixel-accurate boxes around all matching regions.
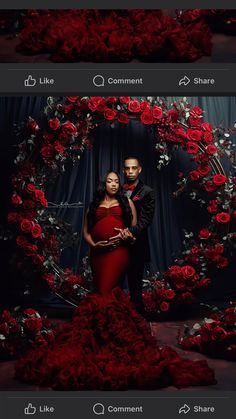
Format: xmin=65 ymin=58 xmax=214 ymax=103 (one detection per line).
xmin=8 ymin=96 xmax=236 ymax=315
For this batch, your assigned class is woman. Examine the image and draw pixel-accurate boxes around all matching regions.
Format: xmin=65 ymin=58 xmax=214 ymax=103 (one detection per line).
xmin=83 ymin=171 xmax=136 ymax=295
xmin=15 ymin=173 xmax=216 ymax=390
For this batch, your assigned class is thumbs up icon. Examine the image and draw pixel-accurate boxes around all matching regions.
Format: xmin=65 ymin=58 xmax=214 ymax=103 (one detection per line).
xmin=24 ymin=75 xmax=37 ymax=87
xmin=24 ymin=403 xmax=37 ymax=415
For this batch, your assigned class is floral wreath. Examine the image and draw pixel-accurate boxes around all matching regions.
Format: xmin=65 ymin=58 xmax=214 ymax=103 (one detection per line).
xmin=7 ymin=96 xmax=236 ymax=315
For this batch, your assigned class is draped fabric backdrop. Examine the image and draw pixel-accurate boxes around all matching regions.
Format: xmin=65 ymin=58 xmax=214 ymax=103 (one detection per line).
xmin=1 ymin=96 xmax=236 ymax=305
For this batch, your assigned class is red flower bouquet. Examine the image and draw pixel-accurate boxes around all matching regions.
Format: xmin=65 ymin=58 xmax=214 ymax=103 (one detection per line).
xmin=179 ymin=303 xmax=236 ymax=361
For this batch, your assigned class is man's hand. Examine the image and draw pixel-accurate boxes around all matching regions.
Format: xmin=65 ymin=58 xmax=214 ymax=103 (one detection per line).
xmin=109 ymin=228 xmax=135 ymax=244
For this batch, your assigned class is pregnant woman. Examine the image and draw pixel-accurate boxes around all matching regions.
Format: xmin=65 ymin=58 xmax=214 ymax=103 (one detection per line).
xmin=83 ymin=171 xmax=136 ymax=295
xmin=15 ymin=172 xmax=216 ymax=390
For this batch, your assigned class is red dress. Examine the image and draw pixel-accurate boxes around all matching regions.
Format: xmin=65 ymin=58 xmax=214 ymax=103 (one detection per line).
xmin=90 ymin=205 xmax=130 ymax=295
xmin=14 ymin=205 xmax=216 ymax=390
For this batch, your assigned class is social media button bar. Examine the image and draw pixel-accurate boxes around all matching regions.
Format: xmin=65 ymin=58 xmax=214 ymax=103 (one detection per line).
xmin=1 ymin=392 xmax=233 ymax=419
xmin=0 ymin=63 xmax=235 ymax=94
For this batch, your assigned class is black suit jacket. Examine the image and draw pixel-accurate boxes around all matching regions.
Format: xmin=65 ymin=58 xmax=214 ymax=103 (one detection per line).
xmin=128 ymin=180 xmax=155 ymax=261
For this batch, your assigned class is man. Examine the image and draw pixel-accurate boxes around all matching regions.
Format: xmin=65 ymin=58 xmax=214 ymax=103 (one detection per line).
xmin=111 ymin=157 xmax=155 ymax=315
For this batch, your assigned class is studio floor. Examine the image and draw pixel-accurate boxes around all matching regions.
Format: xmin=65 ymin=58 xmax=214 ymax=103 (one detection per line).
xmin=0 ymin=316 xmax=235 ymax=391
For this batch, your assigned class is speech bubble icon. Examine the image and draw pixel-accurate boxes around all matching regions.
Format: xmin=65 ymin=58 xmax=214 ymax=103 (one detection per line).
xmin=93 ymin=75 xmax=105 ymax=87
xmin=93 ymin=403 xmax=105 ymax=415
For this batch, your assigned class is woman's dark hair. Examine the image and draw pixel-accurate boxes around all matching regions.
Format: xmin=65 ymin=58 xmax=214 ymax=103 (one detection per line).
xmin=87 ymin=171 xmax=132 ymax=231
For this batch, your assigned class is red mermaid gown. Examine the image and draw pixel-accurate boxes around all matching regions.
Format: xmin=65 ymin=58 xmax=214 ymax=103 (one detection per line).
xmin=90 ymin=205 xmax=130 ymax=295
xmin=15 ymin=206 xmax=216 ymax=390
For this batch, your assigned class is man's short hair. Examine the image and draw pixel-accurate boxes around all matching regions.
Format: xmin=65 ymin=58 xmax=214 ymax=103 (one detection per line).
xmin=123 ymin=157 xmax=142 ymax=167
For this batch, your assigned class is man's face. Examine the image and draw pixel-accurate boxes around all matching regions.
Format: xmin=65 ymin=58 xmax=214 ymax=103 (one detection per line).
xmin=123 ymin=159 xmax=142 ymax=182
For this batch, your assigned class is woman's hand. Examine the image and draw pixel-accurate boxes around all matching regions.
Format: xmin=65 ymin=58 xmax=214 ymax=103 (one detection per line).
xmin=93 ymin=240 xmax=111 ymax=249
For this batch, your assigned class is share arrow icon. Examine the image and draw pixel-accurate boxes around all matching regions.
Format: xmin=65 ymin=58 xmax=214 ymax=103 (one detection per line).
xmin=178 ymin=404 xmax=191 ymax=414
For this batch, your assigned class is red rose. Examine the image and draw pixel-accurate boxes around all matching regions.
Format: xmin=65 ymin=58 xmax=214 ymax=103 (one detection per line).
xmin=207 ymin=199 xmax=218 ymax=214
xmin=202 ymin=122 xmax=212 ymax=132
xmin=181 ymin=265 xmax=196 ymax=279
xmin=140 ymin=101 xmax=150 ymax=112
xmin=106 ymin=97 xmax=117 ymax=104
xmin=189 ymin=116 xmax=202 ymax=128
xmin=191 ymin=106 xmax=203 ymax=116
xmin=34 ymin=189 xmax=45 ymax=202
xmin=160 ymin=301 xmax=170 ymax=312
xmin=198 ymin=164 xmax=210 ymax=176
xmin=215 ymin=212 xmax=230 ymax=223
xmin=54 ymin=141 xmax=65 ymax=154
xmin=168 ymin=109 xmax=179 ymax=123
xmin=187 ymin=129 xmax=202 ymax=142
xmin=186 ymin=142 xmax=199 ymax=154
xmin=120 ymin=96 xmax=130 ymax=104
xmin=168 ymin=265 xmax=183 ymax=278
xmin=204 ymin=180 xmax=216 ymax=192
xmin=140 ymin=111 xmax=154 ymax=125
xmin=152 ymin=106 xmax=163 ymax=119
xmin=104 ymin=108 xmax=117 ymax=121
xmin=164 ymin=289 xmax=175 ymax=300
xmin=206 ymin=145 xmax=217 ymax=155
xmin=63 ymin=104 xmax=74 ymax=114
xmin=214 ymin=243 xmax=224 ymax=254
xmin=61 ymin=122 xmax=77 ymax=137
xmin=67 ymin=96 xmax=79 ymax=102
xmin=118 ymin=113 xmax=129 ymax=124
xmin=203 ymin=132 xmax=213 ymax=144
xmin=213 ymin=174 xmax=227 ymax=186
xmin=41 ymin=144 xmax=54 ymax=159
xmin=26 ymin=183 xmax=36 ymax=194
xmin=88 ymin=96 xmax=104 ymax=112
xmin=128 ymin=100 xmax=141 ymax=113
xmin=24 ymin=317 xmax=42 ymax=333
xmin=20 ymin=219 xmax=32 ymax=233
xmin=199 ymin=228 xmax=211 ymax=239
xmin=189 ymin=170 xmax=200 ymax=181
xmin=191 ymin=245 xmax=200 ymax=254
xmin=212 ymin=326 xmax=227 ymax=341
xmin=225 ymin=307 xmax=235 ymax=314
xmin=24 ymin=244 xmax=38 ymax=256
xmin=49 ymin=118 xmax=60 ymax=130
xmin=31 ymin=223 xmax=43 ymax=238
xmin=11 ymin=193 xmax=22 ymax=206
xmin=23 ymin=200 xmax=35 ymax=209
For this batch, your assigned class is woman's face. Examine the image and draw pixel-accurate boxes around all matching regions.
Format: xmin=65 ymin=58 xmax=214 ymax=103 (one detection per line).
xmin=105 ymin=172 xmax=120 ymax=196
